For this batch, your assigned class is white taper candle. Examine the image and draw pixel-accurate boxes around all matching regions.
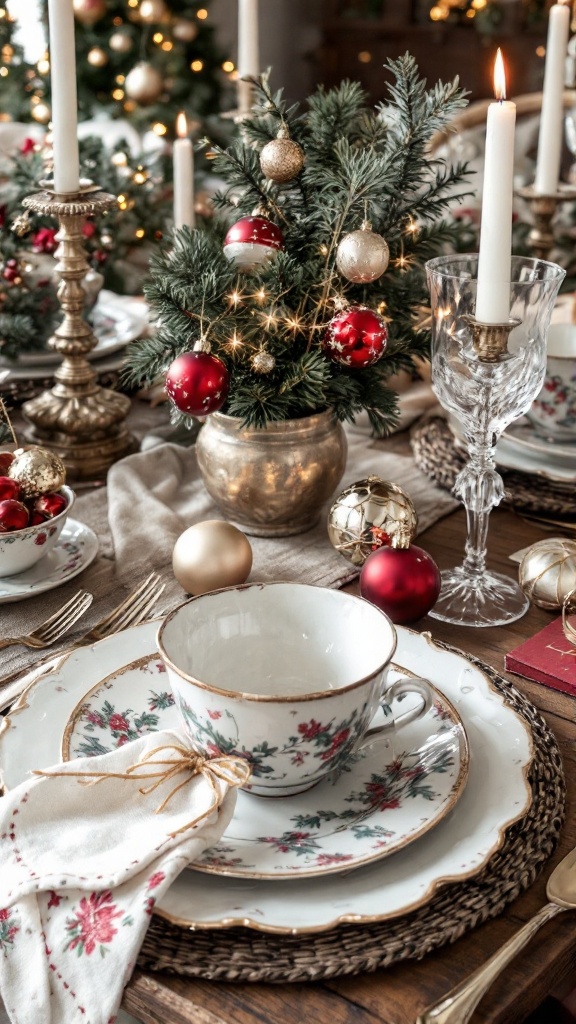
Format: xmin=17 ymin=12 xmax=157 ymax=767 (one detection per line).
xmin=173 ymin=113 xmax=195 ymax=231
xmin=476 ymin=49 xmax=516 ymax=324
xmin=47 ymin=0 xmax=80 ymax=194
xmin=535 ymin=2 xmax=571 ymax=195
xmin=238 ymin=0 xmax=259 ymax=114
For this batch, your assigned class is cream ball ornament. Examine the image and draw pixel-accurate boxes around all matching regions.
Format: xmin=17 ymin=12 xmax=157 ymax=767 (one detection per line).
xmin=336 ymin=220 xmax=390 ymax=284
xmin=125 ymin=62 xmax=164 ymax=105
xmin=172 ymin=520 xmax=253 ymax=596
xmin=519 ymin=537 xmax=576 ymax=610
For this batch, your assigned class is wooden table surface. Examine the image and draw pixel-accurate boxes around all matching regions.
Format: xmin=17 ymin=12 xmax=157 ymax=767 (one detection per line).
xmin=124 ymin=506 xmax=576 ymax=1024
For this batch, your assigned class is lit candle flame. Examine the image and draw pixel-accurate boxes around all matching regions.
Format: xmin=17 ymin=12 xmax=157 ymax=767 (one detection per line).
xmin=493 ymin=48 xmax=507 ymax=101
xmin=176 ymin=112 xmax=188 ymax=138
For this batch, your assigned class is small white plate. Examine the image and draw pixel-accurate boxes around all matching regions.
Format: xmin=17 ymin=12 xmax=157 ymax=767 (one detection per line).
xmin=0 ymin=519 xmax=98 ymax=603
xmin=60 ymin=654 xmax=468 ymax=880
xmin=0 ymin=621 xmax=532 ymax=933
xmin=503 ymin=421 xmax=576 ymax=467
xmin=0 ymin=293 xmax=147 ymax=376
xmin=496 ymin=432 xmax=576 ymax=484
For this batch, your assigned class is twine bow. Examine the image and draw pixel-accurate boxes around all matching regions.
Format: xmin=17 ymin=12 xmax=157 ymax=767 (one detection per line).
xmin=33 ymin=743 xmax=252 ymax=837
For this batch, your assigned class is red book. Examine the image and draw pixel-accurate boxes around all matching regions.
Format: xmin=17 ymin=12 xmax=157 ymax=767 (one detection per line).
xmin=506 ymin=616 xmax=576 ymax=696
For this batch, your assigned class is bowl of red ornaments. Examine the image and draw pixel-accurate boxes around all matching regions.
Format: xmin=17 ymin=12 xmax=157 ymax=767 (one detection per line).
xmin=0 ymin=446 xmax=75 ymax=577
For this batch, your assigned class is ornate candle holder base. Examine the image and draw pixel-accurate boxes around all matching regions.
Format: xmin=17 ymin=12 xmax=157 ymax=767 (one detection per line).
xmin=21 ymin=186 xmax=135 ymax=481
xmin=515 ymin=183 xmax=576 ymax=262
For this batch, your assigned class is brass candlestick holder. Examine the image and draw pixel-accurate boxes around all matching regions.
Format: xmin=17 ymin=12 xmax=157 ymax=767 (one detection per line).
xmin=21 ymin=183 xmax=135 ymax=480
xmin=515 ymin=183 xmax=576 ymax=262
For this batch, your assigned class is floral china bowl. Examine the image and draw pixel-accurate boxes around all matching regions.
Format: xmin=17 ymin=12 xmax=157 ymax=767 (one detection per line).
xmin=0 ymin=484 xmax=75 ymax=578
xmin=527 ymin=322 xmax=576 ymax=443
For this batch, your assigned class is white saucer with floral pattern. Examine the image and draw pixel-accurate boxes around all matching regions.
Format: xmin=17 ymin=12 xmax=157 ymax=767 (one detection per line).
xmin=60 ymin=654 xmax=468 ymax=879
xmin=0 ymin=519 xmax=98 ymax=603
xmin=0 ymin=620 xmax=532 ymax=932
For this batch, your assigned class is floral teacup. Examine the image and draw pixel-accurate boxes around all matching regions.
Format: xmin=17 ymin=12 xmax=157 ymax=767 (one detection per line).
xmin=527 ymin=323 xmax=576 ymax=443
xmin=157 ymin=582 xmax=434 ymax=797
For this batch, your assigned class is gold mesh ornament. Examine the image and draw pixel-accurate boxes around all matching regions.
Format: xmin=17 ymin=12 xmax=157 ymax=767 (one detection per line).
xmin=519 ymin=537 xmax=576 ymax=610
xmin=328 ymin=476 xmax=418 ymax=566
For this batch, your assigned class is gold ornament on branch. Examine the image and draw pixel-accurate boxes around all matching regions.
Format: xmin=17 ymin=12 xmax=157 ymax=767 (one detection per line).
xmin=72 ymin=0 xmax=107 ymax=25
xmin=519 ymin=537 xmax=576 ymax=610
xmin=31 ymin=102 xmax=51 ymax=124
xmin=124 ymin=62 xmax=164 ymax=105
xmin=328 ymin=476 xmax=418 ymax=566
xmin=109 ymin=31 xmax=134 ymax=54
xmin=87 ymin=46 xmax=108 ymax=68
xmin=250 ymin=349 xmax=276 ymax=374
xmin=172 ymin=520 xmax=253 ymax=596
xmin=172 ymin=17 xmax=198 ymax=42
xmin=138 ymin=0 xmax=167 ymax=23
xmin=260 ymin=125 xmax=305 ymax=184
xmin=336 ymin=220 xmax=390 ymax=284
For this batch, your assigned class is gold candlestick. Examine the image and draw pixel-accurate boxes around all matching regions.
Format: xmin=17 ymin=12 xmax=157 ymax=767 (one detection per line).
xmin=464 ymin=316 xmax=522 ymax=362
xmin=21 ymin=184 xmax=136 ymax=480
xmin=515 ymin=183 xmax=576 ymax=262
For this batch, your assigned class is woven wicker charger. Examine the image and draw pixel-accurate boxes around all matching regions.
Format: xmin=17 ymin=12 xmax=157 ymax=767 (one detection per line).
xmin=138 ymin=643 xmax=565 ymax=983
xmin=411 ymin=416 xmax=576 ymax=518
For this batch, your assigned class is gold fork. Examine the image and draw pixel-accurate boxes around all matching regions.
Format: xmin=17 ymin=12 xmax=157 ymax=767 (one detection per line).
xmin=0 ymin=572 xmax=166 ymax=712
xmin=0 ymin=590 xmax=93 ymax=650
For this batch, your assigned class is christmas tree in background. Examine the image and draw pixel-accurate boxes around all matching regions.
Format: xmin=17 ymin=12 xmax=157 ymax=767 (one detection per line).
xmin=26 ymin=0 xmax=233 ymax=137
xmin=0 ymin=3 xmax=36 ymax=123
xmin=125 ymin=58 xmax=472 ymax=435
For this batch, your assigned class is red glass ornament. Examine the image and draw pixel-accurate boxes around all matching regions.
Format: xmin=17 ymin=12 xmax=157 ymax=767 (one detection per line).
xmin=0 ymin=476 xmax=20 ymax=501
xmin=30 ymin=511 xmax=48 ymax=526
xmin=223 ymin=216 xmax=284 ymax=272
xmin=165 ymin=351 xmax=230 ymax=417
xmin=0 ymin=499 xmax=29 ymax=532
xmin=323 ymin=307 xmax=388 ymax=369
xmin=0 ymin=453 xmax=14 ymax=475
xmin=33 ymin=492 xmax=67 ymax=519
xmin=360 ymin=544 xmax=441 ymax=625
xmin=2 ymin=259 xmax=19 ymax=283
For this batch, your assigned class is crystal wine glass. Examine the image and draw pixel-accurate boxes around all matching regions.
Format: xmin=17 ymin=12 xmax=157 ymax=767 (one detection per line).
xmin=426 ymin=254 xmax=565 ymax=627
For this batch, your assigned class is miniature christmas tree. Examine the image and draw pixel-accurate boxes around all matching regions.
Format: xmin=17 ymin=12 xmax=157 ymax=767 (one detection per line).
xmin=31 ymin=0 xmax=231 ymax=137
xmin=125 ymin=57 xmax=472 ymax=435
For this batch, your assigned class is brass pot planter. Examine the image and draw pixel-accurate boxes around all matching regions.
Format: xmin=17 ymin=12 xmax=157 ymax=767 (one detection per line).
xmin=196 ymin=409 xmax=348 ymax=537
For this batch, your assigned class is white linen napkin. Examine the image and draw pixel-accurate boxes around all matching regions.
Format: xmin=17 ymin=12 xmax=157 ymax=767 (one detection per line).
xmin=0 ymin=730 xmax=246 ymax=1024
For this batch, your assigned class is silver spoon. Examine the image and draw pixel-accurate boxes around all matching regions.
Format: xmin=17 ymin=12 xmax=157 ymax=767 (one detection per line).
xmin=417 ymin=845 xmax=576 ymax=1024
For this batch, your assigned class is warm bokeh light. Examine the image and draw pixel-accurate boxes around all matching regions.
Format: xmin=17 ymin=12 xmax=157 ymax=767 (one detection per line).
xmin=196 ymin=8 xmax=208 ymax=18
xmin=222 ymin=60 xmax=235 ymax=72
xmin=191 ymin=59 xmax=203 ymax=71
xmin=153 ymin=122 xmax=167 ymax=136
xmin=358 ymin=51 xmax=372 ymax=63
xmin=493 ymin=48 xmax=507 ymax=101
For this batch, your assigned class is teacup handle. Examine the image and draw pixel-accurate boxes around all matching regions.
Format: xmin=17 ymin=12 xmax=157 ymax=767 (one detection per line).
xmin=364 ymin=676 xmax=434 ymax=740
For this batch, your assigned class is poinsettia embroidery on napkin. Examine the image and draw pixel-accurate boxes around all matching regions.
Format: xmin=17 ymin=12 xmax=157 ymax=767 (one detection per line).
xmin=0 ymin=730 xmax=244 ymax=1024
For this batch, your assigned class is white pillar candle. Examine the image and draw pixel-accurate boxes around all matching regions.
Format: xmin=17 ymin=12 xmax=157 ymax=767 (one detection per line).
xmin=238 ymin=0 xmax=259 ymax=114
xmin=534 ymin=2 xmax=571 ymax=195
xmin=476 ymin=50 xmax=516 ymax=324
xmin=173 ymin=113 xmax=195 ymax=231
xmin=47 ymin=0 xmax=80 ymax=194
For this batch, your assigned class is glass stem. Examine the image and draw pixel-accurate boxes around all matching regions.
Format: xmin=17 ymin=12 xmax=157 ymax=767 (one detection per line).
xmin=456 ymin=427 xmax=504 ymax=581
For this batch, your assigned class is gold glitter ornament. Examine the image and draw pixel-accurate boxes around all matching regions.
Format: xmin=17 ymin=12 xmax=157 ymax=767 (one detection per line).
xmin=260 ymin=125 xmax=305 ymax=184
xmin=72 ymin=0 xmax=107 ymax=25
xmin=8 ymin=446 xmax=66 ymax=498
xmin=336 ymin=220 xmax=390 ymax=284
xmin=328 ymin=476 xmax=418 ymax=566
xmin=172 ymin=520 xmax=253 ymax=596
xmin=519 ymin=537 xmax=576 ymax=610
xmin=250 ymin=350 xmax=276 ymax=374
xmin=124 ymin=63 xmax=164 ymax=105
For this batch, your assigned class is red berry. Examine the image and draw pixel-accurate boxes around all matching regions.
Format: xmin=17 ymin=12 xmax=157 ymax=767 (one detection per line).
xmin=33 ymin=492 xmax=67 ymax=519
xmin=0 ymin=476 xmax=20 ymax=501
xmin=0 ymin=499 xmax=29 ymax=532
xmin=0 ymin=453 xmax=14 ymax=474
